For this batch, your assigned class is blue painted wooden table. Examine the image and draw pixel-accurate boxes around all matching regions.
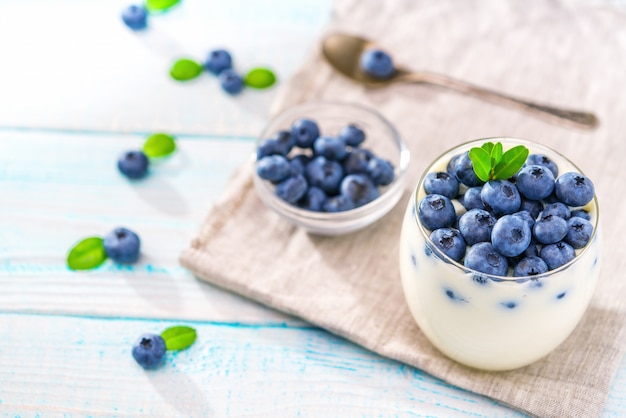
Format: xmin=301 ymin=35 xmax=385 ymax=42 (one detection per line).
xmin=0 ymin=1 xmax=624 ymax=416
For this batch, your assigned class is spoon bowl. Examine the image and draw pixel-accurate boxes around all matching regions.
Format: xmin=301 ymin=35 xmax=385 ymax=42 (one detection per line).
xmin=322 ymin=32 xmax=598 ymax=129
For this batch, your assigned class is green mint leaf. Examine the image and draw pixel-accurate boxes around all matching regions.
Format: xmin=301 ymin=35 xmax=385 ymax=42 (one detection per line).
xmin=143 ymin=133 xmax=176 ymax=158
xmin=480 ymin=142 xmax=495 ymax=155
xmin=169 ymin=58 xmax=203 ymax=82
xmin=67 ymin=237 xmax=107 ymax=271
xmin=492 ymin=145 xmax=529 ymax=180
xmin=146 ymin=0 xmax=181 ymax=12
xmin=161 ymin=326 xmax=197 ymax=351
xmin=468 ymin=147 xmax=492 ymax=182
xmin=490 ymin=142 xmax=503 ymax=166
xmin=244 ymin=68 xmax=277 ymax=89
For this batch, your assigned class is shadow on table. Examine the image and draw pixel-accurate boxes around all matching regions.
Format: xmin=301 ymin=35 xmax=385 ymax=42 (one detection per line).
xmin=147 ymin=368 xmax=213 ymax=416
xmin=120 ymin=254 xmax=183 ymax=311
xmin=131 ymin=175 xmax=190 ymax=216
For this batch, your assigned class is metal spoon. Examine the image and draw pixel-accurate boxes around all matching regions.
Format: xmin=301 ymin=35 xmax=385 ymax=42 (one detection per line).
xmin=321 ymin=32 xmax=598 ymax=130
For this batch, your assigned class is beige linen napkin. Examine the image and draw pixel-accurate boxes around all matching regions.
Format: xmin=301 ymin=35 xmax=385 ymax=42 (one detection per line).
xmin=181 ymin=1 xmax=626 ymax=416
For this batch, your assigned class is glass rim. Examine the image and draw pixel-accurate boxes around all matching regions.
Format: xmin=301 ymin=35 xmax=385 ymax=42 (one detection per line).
xmin=412 ymin=136 xmax=600 ymax=282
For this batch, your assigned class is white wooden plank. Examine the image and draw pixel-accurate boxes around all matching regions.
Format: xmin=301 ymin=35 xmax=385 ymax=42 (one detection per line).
xmin=0 ymin=0 xmax=332 ymax=136
xmin=0 ymin=312 xmax=530 ymax=417
xmin=0 ymin=129 xmax=300 ymax=324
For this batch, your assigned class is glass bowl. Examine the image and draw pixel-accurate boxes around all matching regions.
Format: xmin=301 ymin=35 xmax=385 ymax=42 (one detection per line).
xmin=399 ymin=137 xmax=601 ymax=371
xmin=253 ymin=101 xmax=410 ymax=235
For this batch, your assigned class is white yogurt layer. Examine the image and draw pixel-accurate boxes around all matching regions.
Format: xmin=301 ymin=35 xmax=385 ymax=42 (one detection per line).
xmin=399 ymin=138 xmax=601 ymax=371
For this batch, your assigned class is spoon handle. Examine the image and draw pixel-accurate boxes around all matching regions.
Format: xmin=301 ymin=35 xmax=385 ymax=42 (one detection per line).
xmin=402 ymin=72 xmax=598 ymax=129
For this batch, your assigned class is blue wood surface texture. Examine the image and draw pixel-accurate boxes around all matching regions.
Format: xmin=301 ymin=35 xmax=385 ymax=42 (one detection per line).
xmin=0 ymin=0 xmax=624 ymax=417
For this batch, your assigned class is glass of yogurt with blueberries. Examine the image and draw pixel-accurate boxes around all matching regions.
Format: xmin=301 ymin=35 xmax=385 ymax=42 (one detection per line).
xmin=399 ymin=137 xmax=601 ymax=371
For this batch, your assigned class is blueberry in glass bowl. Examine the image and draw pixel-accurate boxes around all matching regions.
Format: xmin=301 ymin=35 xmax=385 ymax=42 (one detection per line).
xmin=252 ymin=101 xmax=410 ymax=236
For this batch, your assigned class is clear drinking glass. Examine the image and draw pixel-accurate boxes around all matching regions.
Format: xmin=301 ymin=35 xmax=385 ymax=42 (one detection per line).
xmin=399 ymin=137 xmax=601 ymax=371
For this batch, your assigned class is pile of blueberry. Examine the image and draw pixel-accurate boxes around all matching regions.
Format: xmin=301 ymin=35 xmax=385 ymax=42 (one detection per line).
xmin=418 ymin=151 xmax=596 ymax=277
xmin=256 ymin=119 xmax=395 ymax=213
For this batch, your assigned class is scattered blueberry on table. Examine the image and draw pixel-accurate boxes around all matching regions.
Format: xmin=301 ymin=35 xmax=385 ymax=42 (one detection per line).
xmin=256 ymin=119 xmax=395 ymax=213
xmin=103 ymin=227 xmax=141 ymax=264
xmin=117 ymin=133 xmax=177 ymax=179
xmin=132 ymin=325 xmax=197 ymax=369
xmin=117 ymin=150 xmax=149 ymax=179
xmin=219 ymin=69 xmax=245 ymax=95
xmin=417 ymin=141 xmax=597 ymax=277
xmin=67 ymin=227 xmax=142 ymax=271
xmin=132 ymin=333 xmax=166 ymax=369
xmin=121 ymin=5 xmax=148 ymax=31
xmin=203 ymin=49 xmax=233 ymax=75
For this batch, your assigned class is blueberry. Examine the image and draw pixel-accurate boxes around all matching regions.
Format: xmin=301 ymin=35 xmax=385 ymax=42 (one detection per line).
xmin=513 ymin=256 xmax=549 ymax=277
xmin=570 ymin=209 xmax=591 ymax=221
xmin=555 ymin=172 xmax=595 ymax=207
xmin=508 ymin=242 xmax=540 ymax=268
xmin=525 ymin=154 xmax=558 ymax=178
xmin=519 ymin=197 xmax=543 ymax=220
xmin=121 ymin=5 xmax=148 ymax=31
xmin=305 ymin=156 xmax=344 ymax=194
xmin=340 ymin=174 xmax=379 ymax=207
xmin=219 ymin=69 xmax=244 ymax=95
xmin=512 ymin=210 xmax=535 ymax=229
xmin=565 ymin=217 xmax=593 ymax=249
xmin=491 ymin=214 xmax=532 ymax=257
xmin=367 ymin=157 xmax=395 ymax=186
xmin=540 ymin=242 xmax=575 ymax=270
xmin=323 ymin=195 xmax=354 ymax=212
xmin=464 ymin=242 xmax=508 ymax=276
xmin=313 ymin=136 xmax=347 ymax=161
xmin=338 ymin=124 xmax=366 ymax=147
xmin=429 ymin=228 xmax=466 ymax=262
xmin=458 ymin=208 xmax=496 ymax=245
xmin=132 ymin=333 xmax=166 ymax=369
xmin=203 ymin=49 xmax=232 ymax=75
xmin=458 ymin=153 xmax=485 ymax=187
xmin=424 ymin=172 xmax=459 ymax=199
xmin=290 ymin=118 xmax=320 ymax=148
xmin=480 ymin=180 xmax=521 ymax=216
xmin=417 ymin=194 xmax=456 ymax=231
xmin=117 ymin=150 xmax=149 ymax=179
xmin=542 ymin=192 xmax=559 ymax=204
xmin=516 ymin=164 xmax=555 ymax=200
xmin=275 ymin=174 xmax=308 ymax=204
xmin=269 ymin=130 xmax=295 ymax=155
xmin=541 ymin=202 xmax=570 ymax=220
xmin=446 ymin=153 xmax=462 ymax=176
xmin=451 ymin=152 xmax=483 ymax=187
xmin=533 ymin=214 xmax=568 ymax=244
xmin=288 ymin=155 xmax=310 ymax=176
xmin=459 ymin=186 xmax=485 ymax=210
xmin=256 ymin=155 xmax=290 ymax=183
xmin=103 ymin=227 xmax=141 ymax=263
xmin=343 ymin=148 xmax=374 ymax=174
xmin=299 ymin=186 xmax=327 ymax=211
xmin=257 ymin=138 xmax=281 ymax=159
xmin=359 ymin=49 xmax=395 ymax=79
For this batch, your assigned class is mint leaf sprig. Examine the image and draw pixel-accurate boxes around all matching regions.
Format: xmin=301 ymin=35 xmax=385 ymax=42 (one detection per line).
xmin=468 ymin=141 xmax=529 ymax=182
xmin=161 ymin=325 xmax=197 ymax=351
